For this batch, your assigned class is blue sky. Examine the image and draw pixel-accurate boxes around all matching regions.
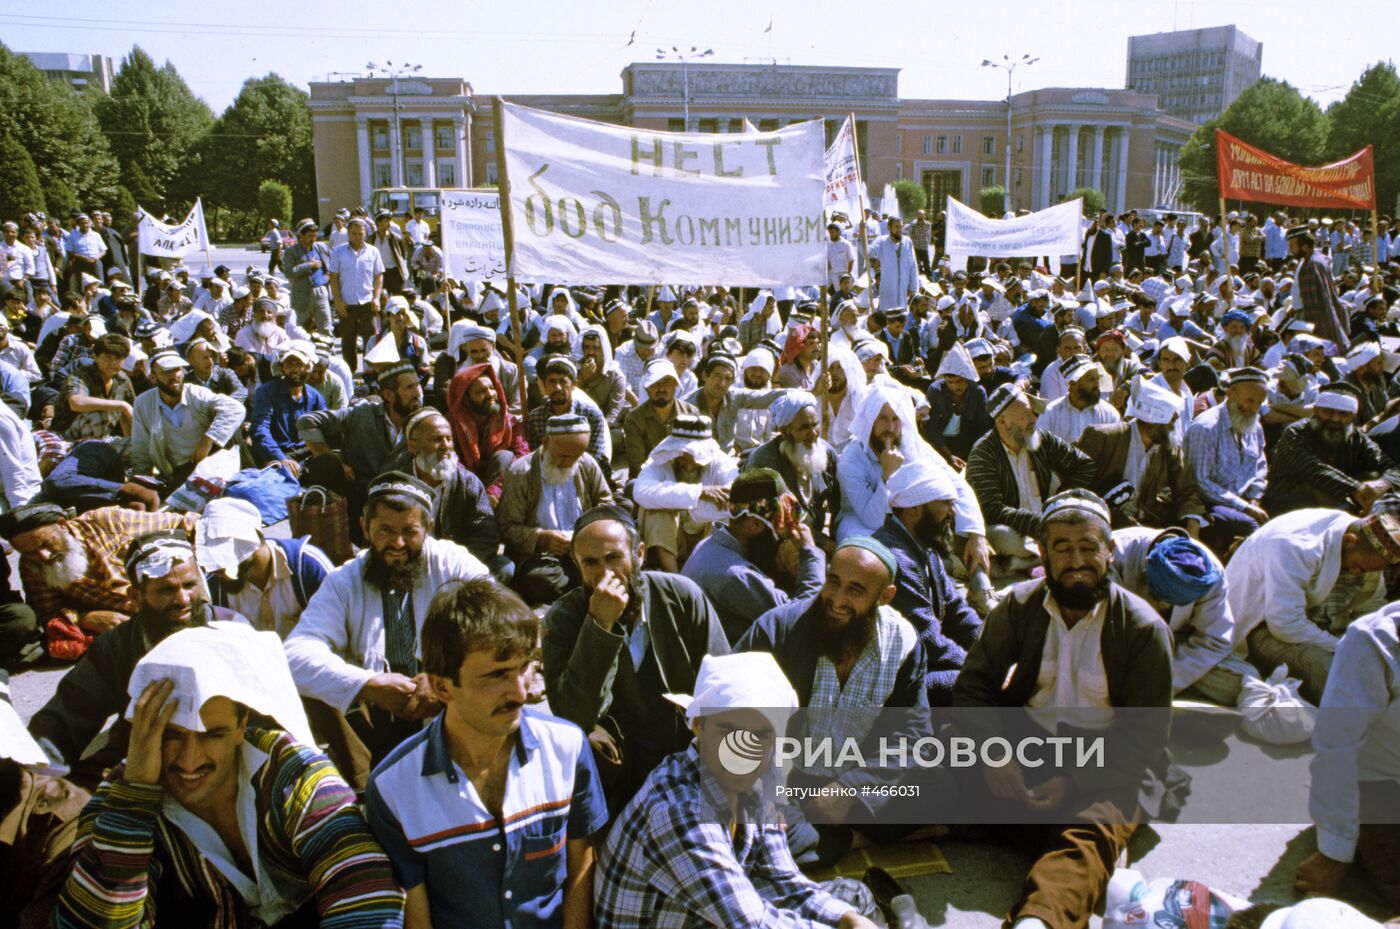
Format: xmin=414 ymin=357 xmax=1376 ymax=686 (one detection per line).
xmin=3 ymin=0 xmax=1395 ymax=112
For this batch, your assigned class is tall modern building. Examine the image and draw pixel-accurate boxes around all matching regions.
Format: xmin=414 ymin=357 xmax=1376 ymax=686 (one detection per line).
xmin=1126 ymin=25 xmax=1262 ymax=124
xmin=20 ymin=52 xmax=115 ymax=93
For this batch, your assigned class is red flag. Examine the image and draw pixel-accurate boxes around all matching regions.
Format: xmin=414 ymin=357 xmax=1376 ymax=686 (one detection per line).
xmin=1215 ymin=129 xmax=1376 ymax=210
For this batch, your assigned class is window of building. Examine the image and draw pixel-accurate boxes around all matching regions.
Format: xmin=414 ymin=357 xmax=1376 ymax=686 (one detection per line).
xmin=486 ymin=129 xmax=496 ymax=154
xmin=952 ymin=135 xmax=962 ymax=154
xmin=486 ymin=162 xmax=498 ymax=185
xmin=437 ymin=160 xmax=457 ymax=187
xmin=1014 ymin=166 xmax=1022 ymax=186
xmin=730 ymin=119 xmax=746 ymax=133
xmin=406 ymin=162 xmax=424 ymax=186
xmin=895 ymin=135 xmax=902 ymax=154
xmin=372 ymin=159 xmax=392 ymax=187
xmin=982 ymin=136 xmax=995 ymax=156
xmin=896 ymin=162 xmax=903 ymax=180
xmin=372 ymin=125 xmax=389 ymax=151
xmin=404 ymin=125 xmax=423 ymax=150
xmin=936 ymin=135 xmax=947 ymax=154
xmin=667 ymin=119 xmax=685 ymax=132
xmin=698 ymin=118 xmax=718 ymax=133
xmin=922 ymin=135 xmax=932 ymax=155
xmin=759 ymin=118 xmax=779 ymax=131
xmin=981 ymin=167 xmax=995 ymax=187
xmin=435 ymin=124 xmax=453 ymax=151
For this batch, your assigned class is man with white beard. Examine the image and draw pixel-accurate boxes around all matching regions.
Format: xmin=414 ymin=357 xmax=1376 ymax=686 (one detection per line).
xmin=744 ymin=392 xmax=839 ymax=543
xmin=232 ymin=297 xmax=291 ymax=368
xmin=634 ymin=414 xmax=737 ymax=572
xmin=1206 ymin=309 xmax=1261 ymax=370
xmin=498 ymin=413 xmax=613 ymax=604
xmin=1185 ymin=366 xmax=1272 ymax=555
xmin=388 ymin=408 xmax=510 ymax=582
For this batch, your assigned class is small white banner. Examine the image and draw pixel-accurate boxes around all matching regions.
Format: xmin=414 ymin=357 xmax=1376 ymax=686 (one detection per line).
xmin=137 ymin=198 xmax=210 ymax=258
xmin=439 ymin=189 xmax=506 ymax=281
xmin=823 ymin=115 xmax=861 ymax=218
xmin=944 ymin=196 xmax=1083 ymax=257
xmin=500 ymin=101 xmax=826 ymax=286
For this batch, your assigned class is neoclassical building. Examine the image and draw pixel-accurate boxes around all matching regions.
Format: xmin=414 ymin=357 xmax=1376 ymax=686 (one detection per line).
xmin=308 ymin=62 xmax=1194 ymax=224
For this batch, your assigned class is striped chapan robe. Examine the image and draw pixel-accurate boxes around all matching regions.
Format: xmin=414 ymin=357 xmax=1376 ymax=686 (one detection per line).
xmin=54 ymin=727 xmax=405 ymax=929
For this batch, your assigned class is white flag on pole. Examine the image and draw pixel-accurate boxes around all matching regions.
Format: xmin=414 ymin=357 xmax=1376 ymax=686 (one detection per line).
xmin=823 ymin=116 xmax=861 ymax=219
xmin=742 ymin=118 xmax=759 ymax=134
xmin=439 ymin=189 xmax=506 ymax=281
xmin=499 ymin=101 xmax=825 ymax=286
xmin=137 ymin=198 xmax=211 ymax=258
xmin=943 ymin=197 xmax=1083 ymax=259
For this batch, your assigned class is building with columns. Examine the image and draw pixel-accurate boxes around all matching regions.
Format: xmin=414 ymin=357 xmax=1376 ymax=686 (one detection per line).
xmin=308 ymin=63 xmax=1194 ymax=224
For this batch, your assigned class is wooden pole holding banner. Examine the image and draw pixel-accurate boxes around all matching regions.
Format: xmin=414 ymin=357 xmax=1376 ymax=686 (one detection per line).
xmin=1219 ymin=196 xmax=1232 ymax=272
xmin=492 ymin=97 xmax=532 ymax=418
xmin=1373 ymin=209 xmax=1381 ymax=272
xmin=850 ymin=112 xmax=874 ymax=313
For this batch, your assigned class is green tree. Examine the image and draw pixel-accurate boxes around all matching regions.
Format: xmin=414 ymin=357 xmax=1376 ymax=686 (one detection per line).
xmin=97 ymin=47 xmax=214 ymax=205
xmin=1067 ymin=187 xmax=1107 ymax=215
xmin=187 ymin=74 xmax=316 ymax=218
xmin=1327 ymin=61 xmax=1400 ymax=216
xmin=979 ymin=186 xmax=1008 ymax=215
xmin=892 ymin=179 xmax=928 ymax=217
xmin=1178 ymin=77 xmax=1330 ymax=214
xmin=122 ymin=160 xmax=161 ymax=210
xmin=0 ymin=43 xmax=120 ymax=207
xmin=44 ymin=178 xmax=76 ymax=218
xmin=0 ymin=136 xmax=46 ymax=219
xmin=111 ymin=185 xmax=139 ymax=224
xmin=257 ymin=179 xmax=293 ymax=225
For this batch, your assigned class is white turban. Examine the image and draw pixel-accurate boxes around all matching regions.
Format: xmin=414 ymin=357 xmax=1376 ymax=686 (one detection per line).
xmin=665 ymin=652 xmax=798 ymax=725
xmin=886 ymin=459 xmax=957 ymax=508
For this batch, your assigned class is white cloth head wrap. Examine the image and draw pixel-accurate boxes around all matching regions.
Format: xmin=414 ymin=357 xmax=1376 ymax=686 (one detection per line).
xmin=886 ymin=458 xmax=957 ymax=507
xmin=935 ymin=342 xmax=979 ymax=381
xmin=665 ymin=652 xmax=798 ymax=723
xmin=1126 ymin=377 xmax=1182 ymax=425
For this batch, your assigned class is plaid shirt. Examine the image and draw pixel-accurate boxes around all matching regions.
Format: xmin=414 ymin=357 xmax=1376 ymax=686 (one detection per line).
xmin=19 ymin=507 xmax=193 ymax=623
xmin=49 ymin=334 xmax=93 ymax=382
xmin=615 ymin=341 xmax=652 ymax=397
xmin=1184 ymin=401 xmax=1268 ymax=510
xmin=1140 ymin=276 xmax=1174 ymax=307
xmin=525 ymin=395 xmax=608 ymax=461
xmin=595 ymin=746 xmax=853 ymax=929
xmin=907 ymin=219 xmax=931 ymax=252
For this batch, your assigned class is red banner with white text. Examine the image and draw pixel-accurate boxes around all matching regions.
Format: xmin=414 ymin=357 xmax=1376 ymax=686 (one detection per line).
xmin=1216 ymin=129 xmax=1376 ymax=210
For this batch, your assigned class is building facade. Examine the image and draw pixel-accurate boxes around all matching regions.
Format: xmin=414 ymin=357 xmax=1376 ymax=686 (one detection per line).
xmin=1127 ymin=25 xmax=1263 ymax=124
xmin=20 ymin=52 xmax=115 ymax=93
xmin=308 ymin=62 xmax=1194 ymax=223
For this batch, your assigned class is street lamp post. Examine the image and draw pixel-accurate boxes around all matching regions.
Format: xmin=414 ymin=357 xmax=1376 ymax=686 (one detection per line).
xmin=367 ymin=61 xmax=423 ymax=187
xmin=981 ymin=54 xmax=1038 ymax=213
xmin=656 ymin=46 xmax=714 ymax=132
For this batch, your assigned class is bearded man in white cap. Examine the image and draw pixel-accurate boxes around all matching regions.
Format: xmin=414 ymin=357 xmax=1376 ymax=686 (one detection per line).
xmin=57 ymin=622 xmax=406 ymax=929
xmin=744 ymin=391 xmax=839 ymax=541
xmin=1184 ymin=366 xmax=1271 ymax=553
xmin=1076 ymin=377 xmax=1205 ymax=534
xmin=1344 ymin=340 xmax=1391 ymax=423
xmin=734 ymin=348 xmax=778 ymax=452
xmin=1036 ymin=355 xmax=1121 ymax=445
xmin=622 ymin=358 xmax=698 ymax=479
xmin=633 ymin=414 xmax=737 ymax=572
xmin=129 ymin=348 xmax=245 ymax=492
xmin=594 ymin=652 xmax=879 ymax=929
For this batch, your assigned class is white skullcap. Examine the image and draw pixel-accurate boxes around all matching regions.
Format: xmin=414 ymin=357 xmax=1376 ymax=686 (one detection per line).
xmin=1348 ymin=341 xmax=1382 ymax=370
xmin=664 ymin=652 xmax=797 ymax=724
xmin=1158 ymin=336 xmax=1191 ymax=363
xmin=886 ymin=459 xmax=957 ymax=508
xmin=1314 ymin=389 xmax=1360 ymax=415
xmin=741 ymin=350 xmax=775 ymax=376
xmin=1258 ymin=898 xmax=1384 ymax=929
xmin=641 ymin=359 xmax=680 ymax=390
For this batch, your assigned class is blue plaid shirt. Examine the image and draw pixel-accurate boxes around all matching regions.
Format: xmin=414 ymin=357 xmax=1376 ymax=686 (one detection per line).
xmin=1184 ymin=401 xmax=1268 ymax=510
xmin=595 ymin=746 xmax=853 ymax=929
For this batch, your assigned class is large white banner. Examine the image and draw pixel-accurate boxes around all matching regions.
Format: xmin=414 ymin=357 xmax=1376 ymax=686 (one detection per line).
xmin=823 ymin=115 xmax=860 ymax=218
xmin=137 ymin=198 xmax=210 ymax=258
xmin=500 ymin=102 xmax=825 ymax=286
xmin=944 ymin=196 xmax=1083 ymax=257
xmin=439 ymin=189 xmax=506 ymax=280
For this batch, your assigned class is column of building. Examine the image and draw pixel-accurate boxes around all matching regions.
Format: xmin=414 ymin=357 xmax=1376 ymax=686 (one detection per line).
xmin=420 ymin=120 xmax=436 ymax=188
xmin=356 ymin=116 xmax=372 ymax=206
xmin=1064 ymin=124 xmax=1080 ymax=196
xmin=388 ymin=117 xmax=404 ymax=186
xmin=1039 ymin=124 xmax=1055 ymax=209
xmin=1113 ymin=125 xmax=1131 ymax=212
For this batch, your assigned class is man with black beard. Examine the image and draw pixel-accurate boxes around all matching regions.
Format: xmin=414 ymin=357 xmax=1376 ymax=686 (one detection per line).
xmin=129 ymin=348 xmax=245 ymax=492
xmin=874 ymin=460 xmax=982 ymax=707
xmin=25 ymin=529 xmax=247 ymax=781
xmin=1077 ymin=377 xmax=1206 ymax=534
xmin=541 ymin=504 xmax=728 ymax=816
xmin=622 ymin=360 xmax=698 ymax=478
xmin=954 ymin=490 xmax=1172 ymax=929
xmin=1264 ymin=382 xmax=1400 ymax=515
xmin=284 ymin=472 xmax=489 ymax=788
xmin=737 ymin=536 xmax=927 ymax=866
xmin=745 ymin=392 xmax=840 ymax=543
xmin=1343 ymin=340 xmax=1391 ymax=424
xmin=682 ymin=468 xmax=825 ymax=643
xmin=381 ymin=407 xmax=510 ymax=581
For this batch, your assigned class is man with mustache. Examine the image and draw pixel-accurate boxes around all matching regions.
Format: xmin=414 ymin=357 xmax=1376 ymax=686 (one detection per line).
xmin=873 ymin=460 xmax=982 ymax=707
xmin=633 ymin=414 xmax=736 ymax=572
xmin=1206 ymin=309 xmax=1261 ymax=370
xmin=367 ymin=581 xmax=607 ymax=929
xmin=284 ymin=472 xmax=490 ymax=788
xmin=744 ymin=391 xmax=839 ymax=542
xmin=525 ymin=356 xmax=610 ymax=466
xmin=1183 ymin=366 xmax=1272 ymax=555
xmin=58 ymin=623 xmax=406 ymax=929
xmin=1036 ymin=356 xmax=1121 ymax=445
xmin=1076 ymin=378 xmax=1205 ymax=535
xmin=444 ymin=361 xmax=530 ymax=506
xmin=966 ymin=384 xmax=1096 ymax=567
xmin=541 ymin=505 xmax=727 ymax=816
xmin=498 ymin=414 xmax=613 ymax=605
xmin=128 ymin=349 xmax=245 ymax=493
xmin=954 ymin=489 xmax=1173 ymax=929
xmin=1263 ymin=383 xmax=1400 ymax=515
xmin=682 ymin=468 xmax=824 ymax=643
xmin=23 ymin=528 xmax=245 ymax=779
xmin=1343 ymin=340 xmax=1391 ymax=424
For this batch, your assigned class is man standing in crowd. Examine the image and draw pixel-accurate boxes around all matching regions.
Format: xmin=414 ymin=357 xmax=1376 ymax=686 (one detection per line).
xmin=328 ymin=217 xmax=384 ymax=369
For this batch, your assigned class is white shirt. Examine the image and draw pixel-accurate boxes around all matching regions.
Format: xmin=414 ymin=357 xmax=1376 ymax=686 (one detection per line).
xmin=404 ymin=218 xmax=430 ymax=245
xmin=221 ymin=543 xmax=305 ymax=639
xmin=0 ymin=402 xmax=39 ymax=513
xmin=1 ymin=241 xmax=35 ymax=281
xmin=1003 ymin=440 xmax=1043 ymax=515
xmin=1028 ymin=594 xmax=1113 ymax=732
xmin=536 ymin=474 xmax=582 ymax=532
xmin=1037 ymin=396 xmax=1121 ymax=445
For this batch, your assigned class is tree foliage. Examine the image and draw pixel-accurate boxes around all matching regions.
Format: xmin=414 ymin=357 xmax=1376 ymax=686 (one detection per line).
xmin=1327 ymin=61 xmax=1400 ymax=215
xmin=0 ymin=43 xmax=120 ymax=210
xmin=979 ymin=186 xmax=1008 ymax=216
xmin=187 ymin=74 xmax=316 ymax=219
xmin=0 ymin=136 xmax=46 ymax=219
xmin=1067 ymin=187 xmax=1106 ymax=216
xmin=1178 ymin=77 xmax=1329 ymax=214
xmin=96 ymin=47 xmax=213 ymax=208
xmin=892 ymin=179 xmax=927 ymax=216
xmin=43 ymin=178 xmax=76 ymax=218
xmin=111 ymin=185 xmax=139 ymax=224
xmin=257 ymin=179 xmax=293 ymax=225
